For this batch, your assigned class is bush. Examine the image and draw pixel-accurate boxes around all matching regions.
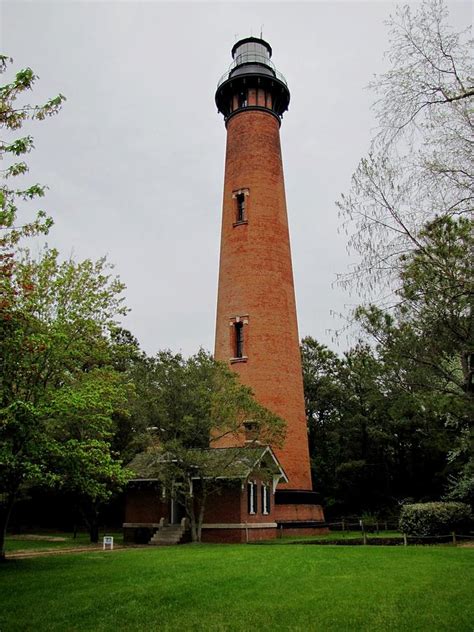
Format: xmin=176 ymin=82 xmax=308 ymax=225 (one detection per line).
xmin=399 ymin=502 xmax=472 ymax=536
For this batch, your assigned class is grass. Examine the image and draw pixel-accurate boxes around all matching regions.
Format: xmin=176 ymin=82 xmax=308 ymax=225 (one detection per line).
xmin=5 ymin=531 xmax=123 ymax=553
xmin=5 ymin=529 xmax=400 ymax=552
xmin=1 ymin=544 xmax=473 ymax=631
xmin=270 ymin=530 xmax=403 ymax=543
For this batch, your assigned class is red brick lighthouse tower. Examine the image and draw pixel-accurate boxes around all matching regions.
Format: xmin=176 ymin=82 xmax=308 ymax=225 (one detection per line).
xmin=214 ymin=38 xmax=325 ymax=530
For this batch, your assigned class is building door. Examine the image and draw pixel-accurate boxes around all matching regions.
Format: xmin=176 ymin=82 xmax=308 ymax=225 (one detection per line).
xmin=170 ymin=498 xmax=183 ymax=524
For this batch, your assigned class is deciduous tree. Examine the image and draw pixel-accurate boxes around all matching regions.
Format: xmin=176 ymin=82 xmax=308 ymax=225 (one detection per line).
xmin=337 ymin=0 xmax=473 ymax=295
xmin=335 ymin=0 xmax=473 ymax=506
xmin=354 ymin=215 xmax=473 ymax=502
xmin=0 ymin=55 xmax=64 ymax=277
xmin=129 ymin=350 xmax=286 ymax=542
xmin=0 ymin=249 xmax=130 ymax=557
xmin=301 ymin=337 xmax=454 ymax=515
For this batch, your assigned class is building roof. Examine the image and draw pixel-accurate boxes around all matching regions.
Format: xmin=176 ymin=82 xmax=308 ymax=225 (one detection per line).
xmin=127 ymin=445 xmax=288 ymax=483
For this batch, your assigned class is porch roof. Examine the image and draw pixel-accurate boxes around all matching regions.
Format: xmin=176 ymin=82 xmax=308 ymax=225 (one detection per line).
xmin=128 ymin=446 xmax=288 ymax=483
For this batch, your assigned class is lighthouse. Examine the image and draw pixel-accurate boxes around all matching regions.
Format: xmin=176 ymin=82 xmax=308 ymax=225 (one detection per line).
xmin=123 ymin=37 xmax=325 ymax=544
xmin=214 ymin=37 xmax=325 ymax=526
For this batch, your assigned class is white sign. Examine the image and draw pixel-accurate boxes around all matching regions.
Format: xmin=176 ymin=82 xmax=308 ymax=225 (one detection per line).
xmin=103 ymin=536 xmax=114 ymax=550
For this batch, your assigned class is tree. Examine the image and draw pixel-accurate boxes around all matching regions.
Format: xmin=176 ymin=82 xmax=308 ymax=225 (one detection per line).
xmin=337 ymin=0 xmax=473 ymax=296
xmin=0 ymin=56 xmax=64 ymax=276
xmin=129 ymin=350 xmax=286 ymax=542
xmin=44 ymin=367 xmax=132 ymax=542
xmin=106 ymin=327 xmax=152 ymax=467
xmin=335 ymin=0 xmax=473 ymax=506
xmin=398 ymin=216 xmax=472 ymax=397
xmin=354 ymin=215 xmax=473 ymax=502
xmin=355 ymin=216 xmax=472 ymax=397
xmin=0 ymin=56 xmax=137 ymax=553
xmin=301 ymin=337 xmax=454 ymax=515
xmin=0 ymin=55 xmax=67 ymax=559
xmin=0 ymin=248 xmax=130 ymax=557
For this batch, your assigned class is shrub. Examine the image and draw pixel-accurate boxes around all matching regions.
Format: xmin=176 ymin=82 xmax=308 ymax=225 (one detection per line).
xmin=399 ymin=502 xmax=472 ymax=536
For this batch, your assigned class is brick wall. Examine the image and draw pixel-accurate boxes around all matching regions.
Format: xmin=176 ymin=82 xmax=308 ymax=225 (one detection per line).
xmin=124 ymin=487 xmax=168 ymax=524
xmin=279 ymin=527 xmax=329 ymax=537
xmin=274 ymin=503 xmax=325 ymax=522
xmin=201 ymin=527 xmax=277 ymax=543
xmin=204 ymin=483 xmax=242 ymax=523
xmin=239 ymin=478 xmax=274 ymax=523
xmin=214 ymin=108 xmax=312 ymax=490
xmin=204 ymin=479 xmax=275 ymax=524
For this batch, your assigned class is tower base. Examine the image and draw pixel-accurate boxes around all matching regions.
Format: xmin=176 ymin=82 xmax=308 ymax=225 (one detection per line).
xmin=275 ymin=490 xmax=328 ymax=536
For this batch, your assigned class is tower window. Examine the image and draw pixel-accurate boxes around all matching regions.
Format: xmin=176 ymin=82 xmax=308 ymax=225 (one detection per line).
xmin=244 ymin=420 xmax=259 ymax=443
xmin=236 ymin=193 xmax=246 ymax=222
xmin=232 ymin=189 xmax=249 ymax=226
xmin=239 ymin=92 xmax=248 ymax=108
xmin=235 ymin=321 xmax=244 ymax=358
xmin=229 ymin=315 xmax=248 ymax=362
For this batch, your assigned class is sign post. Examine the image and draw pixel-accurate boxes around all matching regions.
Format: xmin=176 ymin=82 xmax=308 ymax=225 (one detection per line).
xmin=103 ymin=536 xmax=114 ymax=550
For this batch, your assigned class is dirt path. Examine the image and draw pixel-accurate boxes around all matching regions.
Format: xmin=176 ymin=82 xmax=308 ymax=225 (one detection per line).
xmin=6 ymin=545 xmax=146 ymax=559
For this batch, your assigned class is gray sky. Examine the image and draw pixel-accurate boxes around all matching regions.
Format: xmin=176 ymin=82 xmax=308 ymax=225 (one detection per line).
xmin=1 ymin=1 xmax=471 ymax=356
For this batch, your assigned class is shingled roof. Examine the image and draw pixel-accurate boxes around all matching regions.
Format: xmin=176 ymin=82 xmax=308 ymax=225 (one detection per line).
xmin=127 ymin=445 xmax=287 ymax=482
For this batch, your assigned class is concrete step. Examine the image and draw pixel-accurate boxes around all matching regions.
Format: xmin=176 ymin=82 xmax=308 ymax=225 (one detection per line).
xmin=148 ymin=521 xmax=188 ymax=546
xmin=149 ymin=526 xmax=185 ymax=546
xmin=160 ymin=526 xmax=183 ymax=531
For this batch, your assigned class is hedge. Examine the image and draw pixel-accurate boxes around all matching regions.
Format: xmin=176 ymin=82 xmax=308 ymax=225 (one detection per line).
xmin=399 ymin=502 xmax=472 ymax=536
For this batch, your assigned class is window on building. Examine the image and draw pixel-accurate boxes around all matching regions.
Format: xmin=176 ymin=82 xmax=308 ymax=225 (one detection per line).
xmin=239 ymin=92 xmax=248 ymax=108
xmin=235 ymin=321 xmax=244 ymax=358
xmin=236 ymin=193 xmax=246 ymax=223
xmin=244 ymin=420 xmax=259 ymax=443
xmin=247 ymin=481 xmax=256 ymax=514
xmin=261 ymin=484 xmax=270 ymax=515
xmin=232 ymin=189 xmax=249 ymax=226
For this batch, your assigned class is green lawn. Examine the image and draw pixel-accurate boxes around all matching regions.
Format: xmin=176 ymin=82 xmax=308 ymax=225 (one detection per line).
xmin=5 ymin=532 xmax=123 ymax=553
xmin=267 ymin=530 xmax=403 ymax=543
xmin=1 ymin=544 xmax=473 ymax=631
xmin=5 ymin=529 xmax=399 ymax=552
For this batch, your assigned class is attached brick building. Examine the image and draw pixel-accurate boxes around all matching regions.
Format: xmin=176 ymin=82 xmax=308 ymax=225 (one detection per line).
xmin=124 ymin=447 xmax=289 ymax=543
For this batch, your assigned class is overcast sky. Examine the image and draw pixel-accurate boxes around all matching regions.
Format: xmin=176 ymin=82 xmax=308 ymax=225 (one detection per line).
xmin=1 ymin=1 xmax=471 ymax=357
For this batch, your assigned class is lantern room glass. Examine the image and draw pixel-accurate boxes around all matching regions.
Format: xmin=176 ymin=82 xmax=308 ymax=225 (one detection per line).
xmin=233 ymin=41 xmax=271 ymax=68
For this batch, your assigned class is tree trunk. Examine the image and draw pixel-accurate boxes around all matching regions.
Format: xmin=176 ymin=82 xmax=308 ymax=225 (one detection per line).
xmin=196 ymin=486 xmax=207 ymax=543
xmin=190 ymin=516 xmax=198 ymax=542
xmin=185 ymin=496 xmax=198 ymax=542
xmin=0 ymin=494 xmax=15 ymax=562
xmin=72 ymin=503 xmax=80 ymax=539
xmin=80 ymin=503 xmax=100 ymax=543
xmin=89 ymin=520 xmax=99 ymax=544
